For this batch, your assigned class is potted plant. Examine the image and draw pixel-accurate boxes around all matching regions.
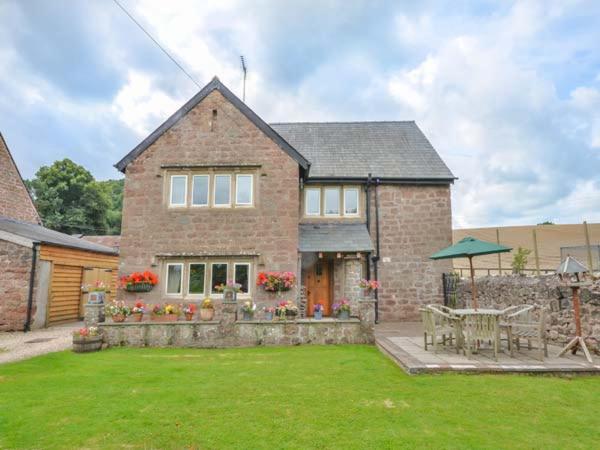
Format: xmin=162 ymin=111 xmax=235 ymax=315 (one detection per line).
xmin=200 ymin=298 xmax=215 ymax=321
xmin=240 ymin=301 xmax=256 ymax=321
xmin=333 ymin=299 xmax=351 ymax=320
xmin=72 ymin=327 xmax=102 ymax=353
xmin=358 ymin=279 xmax=380 ymax=298
xmin=151 ymin=304 xmax=180 ymax=322
xmin=275 ymin=301 xmax=298 ymax=321
xmin=313 ymin=303 xmax=324 ymax=320
xmin=83 ymin=280 xmax=108 ymax=304
xmin=183 ymin=303 xmax=196 ymax=321
xmin=130 ymin=300 xmax=145 ymax=322
xmin=256 ymin=271 xmax=297 ymax=294
xmin=215 ymin=280 xmax=242 ymax=301
xmin=105 ymin=300 xmax=131 ymax=322
xmin=263 ymin=306 xmax=275 ymax=321
xmin=120 ymin=271 xmax=159 ymax=293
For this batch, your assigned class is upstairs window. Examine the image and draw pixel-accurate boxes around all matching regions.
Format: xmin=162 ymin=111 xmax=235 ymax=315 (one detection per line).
xmin=305 ymin=188 xmax=321 ymax=215
xmin=214 ymin=175 xmax=231 ymax=207
xmin=324 ymin=188 xmax=340 ymax=215
xmin=344 ymin=188 xmax=359 ymax=216
xmin=192 ymin=175 xmax=209 ymax=206
xmin=170 ymin=175 xmax=187 ymax=207
xmin=236 ymin=174 xmax=253 ymax=206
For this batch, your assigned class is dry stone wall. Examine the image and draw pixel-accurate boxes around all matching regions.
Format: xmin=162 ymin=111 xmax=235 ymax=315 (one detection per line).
xmin=456 ymin=275 xmax=600 ymax=347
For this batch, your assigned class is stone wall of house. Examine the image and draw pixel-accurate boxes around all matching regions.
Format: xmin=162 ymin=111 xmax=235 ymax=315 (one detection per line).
xmin=0 ymin=135 xmax=40 ymax=224
xmin=456 ymin=275 xmax=600 ymax=345
xmin=0 ymin=240 xmax=33 ymax=331
xmin=369 ymin=184 xmax=453 ymax=321
xmin=97 ymin=299 xmax=376 ymax=347
xmin=119 ymin=90 xmax=300 ymax=307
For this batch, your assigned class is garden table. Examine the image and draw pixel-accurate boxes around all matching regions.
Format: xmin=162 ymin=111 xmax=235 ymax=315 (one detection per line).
xmin=450 ymin=309 xmax=504 ymax=358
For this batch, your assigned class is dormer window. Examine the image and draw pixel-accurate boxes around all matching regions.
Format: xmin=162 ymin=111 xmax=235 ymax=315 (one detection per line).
xmin=324 ymin=188 xmax=340 ymax=216
xmin=303 ymin=185 xmax=361 ymax=218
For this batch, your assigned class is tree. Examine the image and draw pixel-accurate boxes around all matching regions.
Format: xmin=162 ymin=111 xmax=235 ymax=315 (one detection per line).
xmin=538 ymin=220 xmax=555 ymax=225
xmin=511 ymin=247 xmax=532 ymax=274
xmin=27 ymin=159 xmax=110 ymax=235
xmin=97 ymin=179 xmax=124 ymax=235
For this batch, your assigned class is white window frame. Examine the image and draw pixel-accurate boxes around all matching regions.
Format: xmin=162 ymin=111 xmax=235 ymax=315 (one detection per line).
xmin=343 ymin=187 xmax=359 ymax=216
xmin=213 ymin=174 xmax=232 ymax=207
xmin=191 ymin=175 xmax=209 ymax=207
xmin=165 ymin=263 xmax=184 ymax=296
xmin=305 ymin=188 xmax=321 ymax=216
xmin=234 ymin=262 xmax=251 ymax=297
xmin=187 ymin=262 xmax=206 ymax=297
xmin=169 ymin=175 xmax=188 ymax=207
xmin=235 ymin=174 xmax=254 ymax=206
xmin=324 ymin=187 xmax=341 ymax=216
xmin=210 ymin=262 xmax=228 ymax=296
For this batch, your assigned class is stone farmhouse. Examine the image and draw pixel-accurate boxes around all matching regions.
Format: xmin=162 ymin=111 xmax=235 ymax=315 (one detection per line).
xmin=115 ymin=77 xmax=454 ymax=321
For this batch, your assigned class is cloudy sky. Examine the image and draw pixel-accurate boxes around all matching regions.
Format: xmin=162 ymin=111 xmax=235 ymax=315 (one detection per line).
xmin=1 ymin=0 xmax=599 ymax=228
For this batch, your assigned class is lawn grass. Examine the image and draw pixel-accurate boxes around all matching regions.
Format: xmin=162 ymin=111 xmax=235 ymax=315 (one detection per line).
xmin=0 ymin=345 xmax=599 ymax=449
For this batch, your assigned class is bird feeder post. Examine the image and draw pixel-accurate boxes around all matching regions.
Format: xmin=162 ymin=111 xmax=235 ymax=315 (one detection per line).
xmin=556 ymin=256 xmax=593 ymax=363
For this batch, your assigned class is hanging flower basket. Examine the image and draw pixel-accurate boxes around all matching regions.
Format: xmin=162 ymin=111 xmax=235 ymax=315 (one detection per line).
xmin=256 ymin=272 xmax=296 ymax=293
xmin=121 ymin=271 xmax=159 ymax=293
xmin=125 ymin=282 xmax=154 ymax=293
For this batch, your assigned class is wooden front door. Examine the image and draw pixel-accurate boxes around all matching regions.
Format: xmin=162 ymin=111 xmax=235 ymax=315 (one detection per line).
xmin=305 ymin=260 xmax=332 ymax=316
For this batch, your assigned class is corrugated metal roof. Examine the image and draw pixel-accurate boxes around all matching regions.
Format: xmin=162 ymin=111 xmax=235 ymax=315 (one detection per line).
xmin=0 ymin=216 xmax=118 ymax=254
xmin=299 ymin=223 xmax=374 ymax=252
xmin=271 ymin=121 xmax=455 ymax=180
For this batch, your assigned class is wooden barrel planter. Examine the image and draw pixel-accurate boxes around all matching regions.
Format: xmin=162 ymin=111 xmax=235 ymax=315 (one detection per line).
xmin=73 ymin=335 xmax=103 ymax=353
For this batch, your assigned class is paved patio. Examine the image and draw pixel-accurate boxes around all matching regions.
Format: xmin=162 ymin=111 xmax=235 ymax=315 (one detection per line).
xmin=375 ymin=322 xmax=600 ymax=375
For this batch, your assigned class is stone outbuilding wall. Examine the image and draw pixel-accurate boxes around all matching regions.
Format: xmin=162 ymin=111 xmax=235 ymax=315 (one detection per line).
xmin=456 ymin=275 xmax=600 ymax=345
xmin=0 ymin=240 xmax=34 ymax=331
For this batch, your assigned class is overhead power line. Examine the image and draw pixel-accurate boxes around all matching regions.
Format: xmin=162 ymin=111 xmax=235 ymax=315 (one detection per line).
xmin=112 ymin=0 xmax=201 ymax=89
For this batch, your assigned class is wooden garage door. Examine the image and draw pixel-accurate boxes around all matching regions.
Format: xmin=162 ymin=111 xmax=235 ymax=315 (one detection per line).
xmin=48 ymin=264 xmax=83 ymax=325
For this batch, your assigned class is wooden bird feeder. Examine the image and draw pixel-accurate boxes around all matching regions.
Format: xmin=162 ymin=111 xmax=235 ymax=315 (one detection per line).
xmin=556 ymin=256 xmax=593 ymax=363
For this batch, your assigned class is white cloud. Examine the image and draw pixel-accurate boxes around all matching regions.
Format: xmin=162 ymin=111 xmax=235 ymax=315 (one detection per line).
xmin=111 ymin=70 xmax=182 ymax=136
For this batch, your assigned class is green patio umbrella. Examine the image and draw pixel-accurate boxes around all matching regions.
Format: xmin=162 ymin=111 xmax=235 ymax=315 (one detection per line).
xmin=430 ymin=236 xmax=512 ymax=309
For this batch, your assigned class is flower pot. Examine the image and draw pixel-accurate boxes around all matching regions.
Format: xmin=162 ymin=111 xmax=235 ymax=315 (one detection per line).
xmin=125 ymin=283 xmax=154 ymax=293
xmin=363 ymin=288 xmax=374 ymax=299
xmin=314 ymin=310 xmax=323 ymax=320
xmin=163 ymin=314 xmax=178 ymax=322
xmin=72 ymin=335 xmax=102 ymax=353
xmin=130 ymin=312 xmax=143 ymax=322
xmin=223 ymin=288 xmax=237 ymax=302
xmin=285 ymin=312 xmax=297 ymax=321
xmin=242 ymin=312 xmax=253 ymax=321
xmin=264 ymin=312 xmax=273 ymax=321
xmin=88 ymin=291 xmax=105 ymax=304
xmin=185 ymin=312 xmax=194 ymax=321
xmin=112 ymin=314 xmax=126 ymax=323
xmin=200 ymin=308 xmax=214 ymax=321
xmin=337 ymin=310 xmax=350 ymax=320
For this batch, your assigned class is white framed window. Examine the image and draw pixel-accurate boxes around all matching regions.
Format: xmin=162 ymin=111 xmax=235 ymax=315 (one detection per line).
xmin=169 ymin=175 xmax=188 ymax=207
xmin=188 ymin=263 xmax=206 ymax=296
xmin=344 ymin=188 xmax=359 ymax=216
xmin=166 ymin=263 xmax=183 ymax=295
xmin=211 ymin=263 xmax=228 ymax=294
xmin=191 ymin=175 xmax=209 ymax=207
xmin=235 ymin=174 xmax=253 ymax=206
xmin=324 ymin=187 xmax=340 ymax=216
xmin=214 ymin=175 xmax=231 ymax=207
xmin=234 ymin=263 xmax=250 ymax=295
xmin=305 ymin=188 xmax=321 ymax=216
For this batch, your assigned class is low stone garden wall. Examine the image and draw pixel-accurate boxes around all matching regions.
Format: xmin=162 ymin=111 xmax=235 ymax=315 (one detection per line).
xmin=456 ymin=275 xmax=600 ymax=347
xmin=87 ymin=299 xmax=376 ymax=348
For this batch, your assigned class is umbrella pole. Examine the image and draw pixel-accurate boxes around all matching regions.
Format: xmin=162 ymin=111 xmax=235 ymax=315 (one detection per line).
xmin=469 ymin=256 xmax=478 ymax=310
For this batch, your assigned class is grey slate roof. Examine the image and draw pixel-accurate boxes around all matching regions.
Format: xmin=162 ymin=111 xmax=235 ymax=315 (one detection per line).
xmin=299 ymin=223 xmax=374 ymax=252
xmin=0 ymin=216 xmax=118 ymax=255
xmin=115 ymin=77 xmax=309 ymax=172
xmin=270 ymin=121 xmax=455 ymax=181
